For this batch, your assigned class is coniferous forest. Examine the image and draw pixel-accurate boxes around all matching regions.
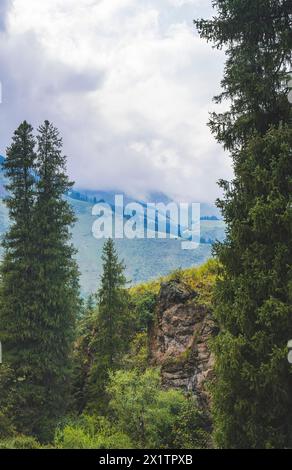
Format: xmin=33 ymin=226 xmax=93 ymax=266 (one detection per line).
xmin=0 ymin=0 xmax=292 ymax=452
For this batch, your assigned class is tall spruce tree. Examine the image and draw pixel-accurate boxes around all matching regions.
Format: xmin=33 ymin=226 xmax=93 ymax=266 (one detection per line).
xmin=0 ymin=121 xmax=37 ymax=436
xmin=0 ymin=120 xmax=80 ymax=441
xmin=31 ymin=120 xmax=80 ymax=440
xmin=195 ymin=1 xmax=292 ymax=448
xmin=86 ymin=238 xmax=130 ymax=412
xmin=98 ymin=238 xmax=129 ymax=367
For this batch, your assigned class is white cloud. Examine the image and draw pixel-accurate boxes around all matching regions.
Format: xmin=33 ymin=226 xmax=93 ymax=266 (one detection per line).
xmin=167 ymin=0 xmax=200 ymax=6
xmin=0 ymin=0 xmax=232 ymax=203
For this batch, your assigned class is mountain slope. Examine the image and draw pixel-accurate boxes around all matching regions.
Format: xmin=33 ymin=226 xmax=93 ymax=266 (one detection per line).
xmin=0 ymin=155 xmax=225 ymax=295
xmin=71 ymin=197 xmax=220 ymax=295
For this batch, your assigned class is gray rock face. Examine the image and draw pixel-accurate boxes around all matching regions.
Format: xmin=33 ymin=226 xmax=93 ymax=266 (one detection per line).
xmin=149 ymin=279 xmax=215 ymax=407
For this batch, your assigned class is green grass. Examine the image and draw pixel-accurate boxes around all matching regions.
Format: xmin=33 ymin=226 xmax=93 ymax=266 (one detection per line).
xmin=129 ymin=258 xmax=218 ymax=308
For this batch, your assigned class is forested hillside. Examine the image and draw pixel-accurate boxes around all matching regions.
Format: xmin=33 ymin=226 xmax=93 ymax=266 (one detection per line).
xmin=0 ymin=235 xmax=217 ymax=449
xmin=0 ymin=0 xmax=291 ymax=452
xmin=0 ymin=119 xmax=217 ymax=449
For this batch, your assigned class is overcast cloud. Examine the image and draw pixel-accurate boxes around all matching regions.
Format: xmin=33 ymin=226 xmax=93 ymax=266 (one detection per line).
xmin=0 ymin=0 xmax=232 ymax=203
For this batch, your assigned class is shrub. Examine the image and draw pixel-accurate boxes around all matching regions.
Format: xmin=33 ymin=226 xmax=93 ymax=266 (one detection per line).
xmin=122 ymin=333 xmax=148 ymax=371
xmin=107 ymin=368 xmax=210 ymax=449
xmin=54 ymin=414 xmax=133 ymax=449
xmin=0 ymin=435 xmax=40 ymax=449
xmin=0 ymin=412 xmax=15 ymax=439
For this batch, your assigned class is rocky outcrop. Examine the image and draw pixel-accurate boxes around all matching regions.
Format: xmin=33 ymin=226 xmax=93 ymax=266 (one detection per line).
xmin=149 ymin=278 xmax=216 ymax=407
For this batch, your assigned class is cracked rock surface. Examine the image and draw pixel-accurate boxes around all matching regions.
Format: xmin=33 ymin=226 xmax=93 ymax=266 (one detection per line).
xmin=149 ymin=279 xmax=216 ymax=407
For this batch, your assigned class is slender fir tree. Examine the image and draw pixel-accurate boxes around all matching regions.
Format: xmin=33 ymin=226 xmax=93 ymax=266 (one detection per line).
xmin=31 ymin=120 xmax=80 ymax=440
xmin=86 ymin=238 xmax=130 ymax=412
xmin=98 ymin=238 xmax=129 ymax=367
xmin=0 ymin=121 xmax=38 ymax=435
xmin=196 ymin=1 xmax=292 ymax=448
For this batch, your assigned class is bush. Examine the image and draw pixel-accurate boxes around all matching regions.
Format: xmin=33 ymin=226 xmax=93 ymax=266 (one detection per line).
xmin=0 ymin=412 xmax=15 ymax=439
xmin=107 ymin=368 xmax=210 ymax=449
xmin=122 ymin=333 xmax=148 ymax=371
xmin=172 ymin=395 xmax=212 ymax=449
xmin=0 ymin=435 xmax=40 ymax=449
xmin=129 ymin=286 xmax=158 ymax=331
xmin=55 ymin=414 xmax=133 ymax=449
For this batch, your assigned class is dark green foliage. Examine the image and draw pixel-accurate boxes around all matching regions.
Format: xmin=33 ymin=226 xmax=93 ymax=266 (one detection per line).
xmin=97 ymin=238 xmax=130 ymax=368
xmin=107 ymin=368 xmax=209 ymax=449
xmin=0 ymin=121 xmax=80 ymax=442
xmin=173 ymin=395 xmax=211 ymax=449
xmin=85 ymin=239 xmax=132 ymax=412
xmin=54 ymin=369 xmax=210 ymax=449
xmin=196 ymin=1 xmax=291 ymax=150
xmin=73 ymin=298 xmax=97 ymax=413
xmin=73 ymin=244 xmax=156 ymax=413
xmin=0 ymin=365 xmax=15 ymax=439
xmin=129 ymin=290 xmax=157 ymax=331
xmin=196 ymin=1 xmax=292 ymax=449
xmin=0 ymin=435 xmax=41 ymax=449
xmin=31 ymin=121 xmax=80 ymax=440
xmin=0 ymin=121 xmax=40 ymax=437
xmin=121 ymin=332 xmax=149 ymax=371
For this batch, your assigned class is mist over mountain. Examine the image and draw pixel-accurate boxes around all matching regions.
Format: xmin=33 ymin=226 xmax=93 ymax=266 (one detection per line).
xmin=0 ymin=155 xmax=225 ymax=295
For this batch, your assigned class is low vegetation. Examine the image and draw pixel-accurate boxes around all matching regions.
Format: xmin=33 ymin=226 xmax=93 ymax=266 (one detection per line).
xmin=0 ymin=237 xmax=215 ymax=449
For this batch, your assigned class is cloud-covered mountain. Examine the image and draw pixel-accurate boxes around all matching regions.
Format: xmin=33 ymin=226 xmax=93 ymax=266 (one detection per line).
xmin=0 ymin=155 xmax=225 ymax=295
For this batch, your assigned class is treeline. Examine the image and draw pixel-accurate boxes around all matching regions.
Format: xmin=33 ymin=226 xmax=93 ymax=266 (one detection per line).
xmin=0 ymin=121 xmax=80 ymax=442
xmin=196 ymin=0 xmax=292 ymax=449
xmin=66 ymin=238 xmax=209 ymax=449
xmin=0 ymin=0 xmax=292 ymax=450
xmin=0 ymin=123 xmax=209 ymax=448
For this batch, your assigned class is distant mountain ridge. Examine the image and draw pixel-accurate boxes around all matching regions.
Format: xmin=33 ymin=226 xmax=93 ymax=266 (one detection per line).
xmin=0 ymin=154 xmax=222 ymax=220
xmin=0 ymin=155 xmax=225 ymax=295
xmin=68 ymin=188 xmax=222 ymax=220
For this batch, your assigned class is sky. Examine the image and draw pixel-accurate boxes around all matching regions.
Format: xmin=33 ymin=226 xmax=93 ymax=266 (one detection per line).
xmin=0 ymin=0 xmax=233 ymax=203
